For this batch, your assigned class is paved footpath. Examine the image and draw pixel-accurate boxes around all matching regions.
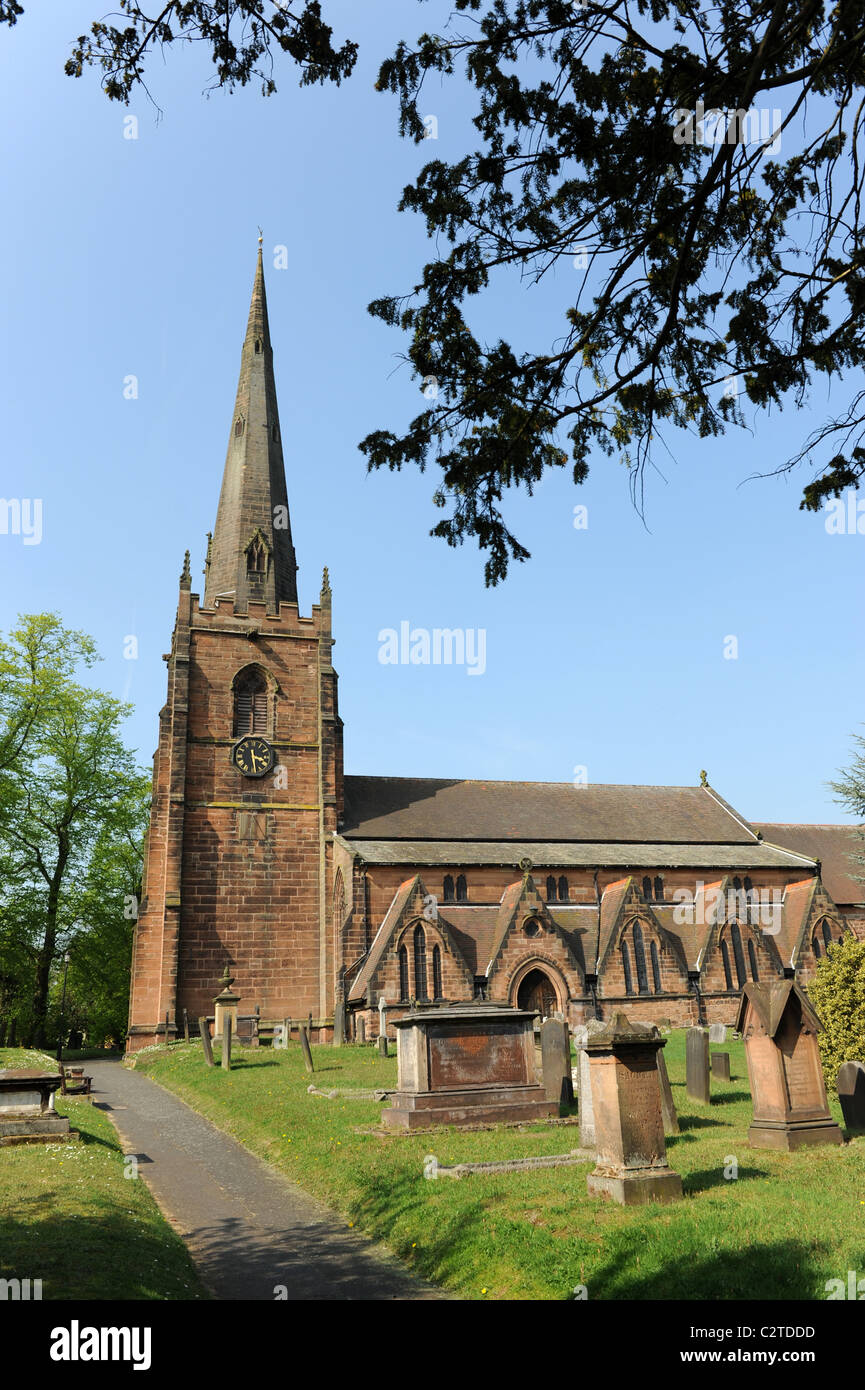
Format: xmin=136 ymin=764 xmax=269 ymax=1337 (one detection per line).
xmin=86 ymin=1060 xmax=445 ymax=1301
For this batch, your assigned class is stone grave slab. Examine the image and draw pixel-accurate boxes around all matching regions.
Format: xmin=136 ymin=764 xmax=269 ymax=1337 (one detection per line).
xmin=837 ymin=1060 xmax=865 ymax=1133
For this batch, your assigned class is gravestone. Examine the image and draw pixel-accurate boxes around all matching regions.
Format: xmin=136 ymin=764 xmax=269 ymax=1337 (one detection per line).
xmin=686 ymin=1027 xmax=711 ymax=1104
xmin=213 ymin=967 xmax=240 ymax=1042
xmin=382 ymin=1002 xmax=557 ymax=1129
xmin=709 ymin=1023 xmax=727 ymax=1044
xmin=736 ymin=981 xmax=843 ymax=1150
xmin=221 ymin=1024 xmax=231 ymax=1072
xmin=299 ymin=1025 xmax=315 ymax=1073
xmin=652 ymin=1026 xmax=679 ymax=1134
xmin=584 ymin=1014 xmax=682 ymax=1206
xmin=198 ymin=1017 xmax=214 ymax=1068
xmin=837 ymin=1060 xmax=865 ymax=1133
xmin=357 ymin=1016 xmax=366 ymax=1044
xmin=711 ymin=1051 xmax=731 ymax=1082
xmin=573 ymin=1019 xmax=606 ymax=1147
xmin=0 ymin=1070 xmax=70 ymax=1145
xmin=378 ymin=1036 xmax=389 ymax=1058
xmin=541 ymin=1017 xmax=573 ymax=1109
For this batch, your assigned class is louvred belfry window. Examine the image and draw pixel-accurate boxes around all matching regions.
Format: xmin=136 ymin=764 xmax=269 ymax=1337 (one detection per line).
xmin=234 ymin=669 xmax=268 ymax=736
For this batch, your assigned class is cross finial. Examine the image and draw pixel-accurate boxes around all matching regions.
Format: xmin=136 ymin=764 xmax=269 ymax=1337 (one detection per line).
xmin=699 ymin=769 xmax=708 ymax=787
xmin=257 ymin=225 xmax=263 ymax=250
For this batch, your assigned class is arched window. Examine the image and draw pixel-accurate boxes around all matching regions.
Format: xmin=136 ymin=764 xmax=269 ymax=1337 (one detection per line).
xmin=813 ymin=934 xmax=822 ymax=959
xmin=733 ymin=876 xmax=743 ymax=892
xmin=414 ymin=925 xmax=428 ymax=1000
xmin=653 ymin=876 xmax=664 ymax=902
xmin=432 ymin=945 xmax=443 ymax=999
xmin=234 ymin=668 xmax=268 ymax=736
xmin=247 ymin=535 xmax=267 ymax=574
xmin=398 ymin=945 xmax=409 ymax=1001
xmin=743 ymin=876 xmax=753 ymax=893
xmin=254 ymin=338 xmax=262 ymax=354
xmin=650 ymin=940 xmax=662 ymax=994
xmin=730 ymin=922 xmax=746 ymax=988
xmin=546 ymin=875 xmax=557 ymax=902
xmin=633 ymin=922 xmax=649 ymax=994
xmin=822 ymin=921 xmax=832 ymax=949
xmin=456 ymin=875 xmax=467 ymax=903
xmin=333 ymin=871 xmax=345 ymax=931
xmin=234 ymin=416 xmax=244 ymax=437
xmin=747 ymin=938 xmax=759 ymax=981
xmin=720 ymin=939 xmax=733 ymax=990
xmin=443 ymin=875 xmax=455 ymax=903
xmin=558 ymin=875 xmax=569 ymax=902
xmin=642 ymin=876 xmax=652 ymax=900
xmin=621 ymin=941 xmax=634 ymax=995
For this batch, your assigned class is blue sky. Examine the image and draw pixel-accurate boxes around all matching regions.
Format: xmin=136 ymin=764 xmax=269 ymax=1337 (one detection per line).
xmin=0 ymin=2 xmax=862 ymax=823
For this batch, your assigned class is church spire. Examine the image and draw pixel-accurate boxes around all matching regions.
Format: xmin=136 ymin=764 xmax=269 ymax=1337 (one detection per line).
xmin=204 ymin=243 xmax=299 ymax=614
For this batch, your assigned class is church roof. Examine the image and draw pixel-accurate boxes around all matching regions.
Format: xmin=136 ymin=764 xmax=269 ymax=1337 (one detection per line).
xmin=752 ymin=823 xmax=865 ymax=905
xmin=341 ymin=776 xmax=764 ymax=843
xmin=338 ymin=837 xmax=812 ymax=871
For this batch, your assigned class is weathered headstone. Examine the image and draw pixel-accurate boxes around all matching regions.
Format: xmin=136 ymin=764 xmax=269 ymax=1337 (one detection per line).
xmin=382 ymin=1002 xmax=557 ymax=1129
xmin=378 ymin=1035 xmax=389 ymax=1058
xmin=299 ymin=1025 xmax=315 ymax=1074
xmin=221 ymin=1023 xmax=231 ymax=1072
xmin=198 ymin=1017 xmax=214 ymax=1068
xmin=0 ymin=1070 xmax=70 ymax=1145
xmin=541 ymin=1017 xmax=573 ymax=1109
xmin=584 ymin=1013 xmax=682 ymax=1205
xmin=183 ymin=1008 xmax=190 ymax=1043
xmin=709 ymin=1023 xmax=727 ymax=1044
xmin=652 ymin=1026 xmax=679 ymax=1134
xmin=837 ymin=1060 xmax=865 ymax=1133
xmin=736 ymin=981 xmax=843 ymax=1150
xmin=357 ymin=1016 xmax=366 ymax=1044
xmin=686 ymin=1027 xmax=711 ymax=1104
xmin=711 ymin=1051 xmax=731 ymax=1082
xmin=333 ymin=998 xmax=345 ymax=1047
xmin=573 ymin=1019 xmax=606 ymax=1147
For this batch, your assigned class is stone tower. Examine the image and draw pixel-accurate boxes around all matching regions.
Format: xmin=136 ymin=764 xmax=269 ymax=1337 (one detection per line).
xmin=127 ymin=247 xmax=343 ymax=1050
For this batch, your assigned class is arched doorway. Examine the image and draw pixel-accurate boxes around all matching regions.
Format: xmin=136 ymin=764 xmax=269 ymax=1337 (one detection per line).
xmin=517 ymin=968 xmax=558 ymax=1019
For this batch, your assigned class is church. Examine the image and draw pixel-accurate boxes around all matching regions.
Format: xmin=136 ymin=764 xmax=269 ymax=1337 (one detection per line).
xmin=126 ymin=251 xmax=865 ymax=1050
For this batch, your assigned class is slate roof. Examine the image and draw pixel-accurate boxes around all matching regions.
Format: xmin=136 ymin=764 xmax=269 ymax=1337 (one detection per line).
xmin=338 ymin=837 xmax=814 ymax=871
xmin=753 ymin=824 xmax=865 ymax=905
xmin=342 ymin=777 xmax=760 ymax=843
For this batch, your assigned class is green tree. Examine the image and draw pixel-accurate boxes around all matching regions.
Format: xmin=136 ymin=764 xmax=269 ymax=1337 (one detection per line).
xmin=809 ymin=935 xmax=865 ymax=1089
xmin=0 ymin=615 xmax=148 ymax=1047
xmin=4 ymin=2 xmax=860 ymax=581
xmin=829 ymin=731 xmax=865 ymax=889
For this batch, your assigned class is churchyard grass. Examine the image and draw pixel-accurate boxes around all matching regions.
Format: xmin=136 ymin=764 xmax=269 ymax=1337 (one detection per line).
xmin=131 ymin=1030 xmax=865 ymax=1301
xmin=0 ymin=1048 xmax=207 ymax=1300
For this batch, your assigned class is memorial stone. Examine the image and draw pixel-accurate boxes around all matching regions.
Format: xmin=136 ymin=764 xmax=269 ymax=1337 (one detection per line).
xmin=378 ymin=1036 xmax=389 ymax=1058
xmin=836 ymin=1060 xmax=865 ymax=1134
xmin=653 ymin=1026 xmax=679 ymax=1134
xmin=300 ymin=1025 xmax=315 ymax=1074
xmin=711 ymin=1051 xmax=731 ymax=1082
xmin=736 ymin=981 xmax=843 ymax=1150
xmin=0 ymin=1070 xmax=70 ymax=1145
xmin=541 ymin=1017 xmax=573 ymax=1109
xmin=709 ymin=1023 xmax=727 ymax=1044
xmin=573 ymin=1019 xmax=606 ymax=1147
xmin=686 ymin=1027 xmax=711 ymax=1104
xmin=584 ymin=1013 xmax=682 ymax=1206
xmin=382 ymin=1002 xmax=557 ymax=1129
xmin=198 ymin=1017 xmax=214 ymax=1068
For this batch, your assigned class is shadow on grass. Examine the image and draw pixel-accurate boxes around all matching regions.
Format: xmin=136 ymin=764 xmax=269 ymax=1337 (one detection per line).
xmin=0 ymin=1201 xmax=204 ymax=1300
xmin=708 ymin=1088 xmax=750 ymax=1105
xmin=588 ymin=1238 xmax=825 ymax=1300
xmin=678 ymin=1114 xmax=725 ymax=1131
xmin=682 ymin=1164 xmax=768 ymax=1193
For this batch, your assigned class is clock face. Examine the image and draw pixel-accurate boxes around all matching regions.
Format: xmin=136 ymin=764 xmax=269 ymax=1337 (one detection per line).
xmin=231 ymin=736 xmax=275 ymax=778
